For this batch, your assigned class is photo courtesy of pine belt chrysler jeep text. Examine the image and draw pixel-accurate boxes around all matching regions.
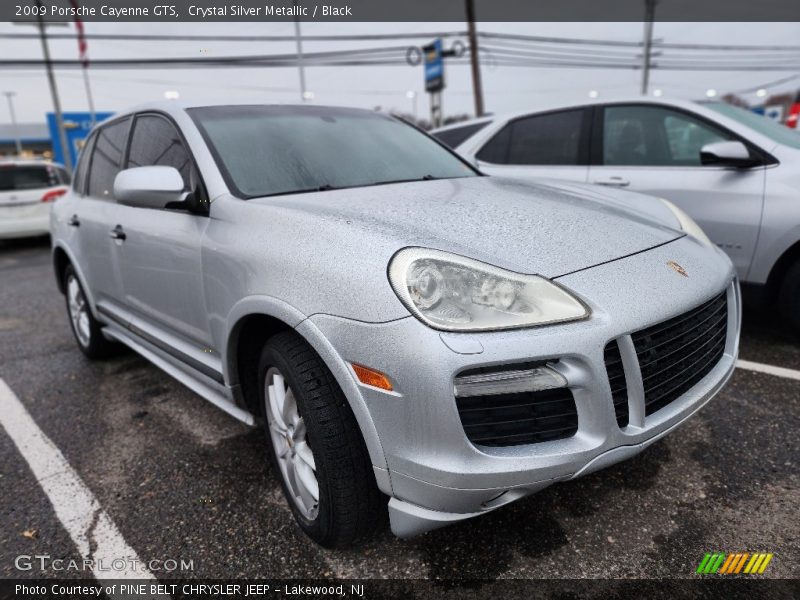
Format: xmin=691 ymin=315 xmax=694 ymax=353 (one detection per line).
xmin=51 ymin=103 xmax=741 ymax=547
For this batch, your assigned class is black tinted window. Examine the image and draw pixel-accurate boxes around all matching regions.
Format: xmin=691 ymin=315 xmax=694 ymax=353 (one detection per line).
xmin=0 ymin=165 xmax=57 ymax=191
xmin=127 ymin=115 xmax=192 ymax=189
xmin=88 ymin=118 xmax=130 ymax=199
xmin=433 ymin=122 xmax=489 ymax=148
xmin=506 ymin=110 xmax=585 ymax=165
xmin=476 ymin=125 xmax=511 ymax=163
xmin=73 ymin=132 xmax=95 ymax=193
xmin=603 ymin=105 xmax=734 ymax=166
xmin=476 ymin=110 xmax=585 ymax=165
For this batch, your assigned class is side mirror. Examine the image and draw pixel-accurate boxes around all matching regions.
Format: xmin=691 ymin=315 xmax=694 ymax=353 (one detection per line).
xmin=700 ymin=141 xmax=757 ymax=168
xmin=113 ymin=166 xmax=187 ymax=209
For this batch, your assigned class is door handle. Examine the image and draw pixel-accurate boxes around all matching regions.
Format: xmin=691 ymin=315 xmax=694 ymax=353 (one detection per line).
xmin=593 ymin=177 xmax=630 ymax=187
xmin=109 ymin=225 xmax=126 ymax=241
xmin=67 ymin=215 xmax=80 ymax=227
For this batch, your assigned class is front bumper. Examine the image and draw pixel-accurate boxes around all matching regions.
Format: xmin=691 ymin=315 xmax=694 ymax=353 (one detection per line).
xmin=305 ymin=236 xmax=740 ymax=537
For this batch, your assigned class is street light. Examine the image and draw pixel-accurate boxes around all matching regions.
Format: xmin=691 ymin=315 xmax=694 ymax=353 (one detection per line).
xmin=705 ymin=89 xmax=717 ymax=98
xmin=302 ymin=91 xmax=315 ymax=101
xmin=588 ymin=90 xmax=599 ymax=99
xmin=406 ymin=90 xmax=418 ymax=119
xmin=652 ymin=89 xmax=663 ymax=97
xmin=2 ymin=91 xmax=22 ymax=156
xmin=164 ymin=90 xmax=180 ymax=100
xmin=756 ymin=89 xmax=767 ymax=98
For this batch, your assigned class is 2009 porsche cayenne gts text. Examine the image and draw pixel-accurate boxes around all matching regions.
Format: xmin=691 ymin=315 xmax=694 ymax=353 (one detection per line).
xmin=51 ymin=103 xmax=741 ymax=547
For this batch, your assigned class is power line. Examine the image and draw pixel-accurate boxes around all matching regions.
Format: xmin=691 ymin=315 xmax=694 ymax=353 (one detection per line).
xmin=4 ymin=29 xmax=799 ymax=53
xmin=733 ymin=73 xmax=800 ymax=94
xmin=0 ymin=31 xmax=466 ymax=42
xmin=477 ymin=31 xmax=800 ymax=52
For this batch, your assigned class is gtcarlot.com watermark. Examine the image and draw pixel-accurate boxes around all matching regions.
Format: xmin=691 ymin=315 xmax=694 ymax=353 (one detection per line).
xmin=15 ymin=554 xmax=194 ymax=572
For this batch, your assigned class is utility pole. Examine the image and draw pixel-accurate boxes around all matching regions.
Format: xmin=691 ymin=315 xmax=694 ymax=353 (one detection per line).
xmin=3 ymin=92 xmax=23 ymax=156
xmin=465 ymin=0 xmax=485 ymax=116
xmin=293 ymin=1 xmax=308 ymax=101
xmin=640 ymin=0 xmax=657 ymax=96
xmin=35 ymin=1 xmax=72 ymax=170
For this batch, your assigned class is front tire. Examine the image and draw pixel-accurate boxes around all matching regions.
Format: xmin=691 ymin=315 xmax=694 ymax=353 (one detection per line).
xmin=63 ymin=264 xmax=119 ymax=359
xmin=258 ymin=331 xmax=384 ymax=547
xmin=779 ymin=260 xmax=800 ymax=337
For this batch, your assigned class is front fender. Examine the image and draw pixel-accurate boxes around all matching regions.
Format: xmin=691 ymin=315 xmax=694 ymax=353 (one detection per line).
xmin=222 ymin=297 xmax=391 ymax=491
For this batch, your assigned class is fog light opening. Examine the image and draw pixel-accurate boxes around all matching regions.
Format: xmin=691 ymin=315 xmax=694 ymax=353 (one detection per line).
xmin=453 ymin=364 xmax=567 ymax=398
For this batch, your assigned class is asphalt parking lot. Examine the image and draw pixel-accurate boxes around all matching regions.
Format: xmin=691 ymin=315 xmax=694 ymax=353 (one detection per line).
xmin=0 ymin=237 xmax=798 ymax=586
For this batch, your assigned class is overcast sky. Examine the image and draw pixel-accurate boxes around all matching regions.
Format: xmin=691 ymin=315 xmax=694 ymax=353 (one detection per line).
xmin=1 ymin=21 xmax=799 ymax=124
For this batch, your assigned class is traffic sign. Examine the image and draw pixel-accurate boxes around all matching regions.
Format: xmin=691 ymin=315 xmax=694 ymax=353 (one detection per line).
xmin=423 ymin=39 xmax=444 ymax=92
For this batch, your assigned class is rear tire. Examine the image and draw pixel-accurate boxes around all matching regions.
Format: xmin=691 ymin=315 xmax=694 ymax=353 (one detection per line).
xmin=63 ymin=264 xmax=119 ymax=359
xmin=257 ymin=331 xmax=385 ymax=547
xmin=779 ymin=260 xmax=800 ymax=337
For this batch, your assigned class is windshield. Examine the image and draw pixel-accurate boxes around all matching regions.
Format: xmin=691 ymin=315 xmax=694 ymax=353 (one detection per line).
xmin=705 ymin=102 xmax=800 ymax=150
xmin=0 ymin=165 xmax=57 ymax=191
xmin=189 ymin=105 xmax=478 ymax=198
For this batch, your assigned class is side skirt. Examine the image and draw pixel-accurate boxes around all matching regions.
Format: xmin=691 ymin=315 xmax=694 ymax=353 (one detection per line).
xmin=102 ymin=323 xmax=255 ymax=426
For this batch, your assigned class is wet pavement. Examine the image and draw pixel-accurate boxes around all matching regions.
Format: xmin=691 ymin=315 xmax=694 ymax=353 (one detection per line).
xmin=0 ymin=237 xmax=797 ymax=588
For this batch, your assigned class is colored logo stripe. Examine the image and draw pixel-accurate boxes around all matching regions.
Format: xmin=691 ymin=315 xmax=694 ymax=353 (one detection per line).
xmin=697 ymin=552 xmax=774 ymax=574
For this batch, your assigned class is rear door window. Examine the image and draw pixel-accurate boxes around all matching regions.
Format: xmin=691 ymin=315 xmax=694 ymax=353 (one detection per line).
xmin=477 ymin=109 xmax=586 ymax=165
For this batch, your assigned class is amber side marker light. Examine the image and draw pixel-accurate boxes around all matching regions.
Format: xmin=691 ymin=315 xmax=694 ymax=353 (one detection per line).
xmin=351 ymin=363 xmax=394 ymax=391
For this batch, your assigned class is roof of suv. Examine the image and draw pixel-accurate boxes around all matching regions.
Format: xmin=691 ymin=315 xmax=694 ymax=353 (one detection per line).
xmin=0 ymin=159 xmax=66 ymax=168
xmin=430 ymin=96 xmax=707 ymax=134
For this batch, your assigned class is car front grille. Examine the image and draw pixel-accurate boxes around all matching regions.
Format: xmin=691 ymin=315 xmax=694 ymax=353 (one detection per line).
xmin=636 ymin=291 xmax=728 ymax=415
xmin=455 ymin=387 xmax=578 ymax=447
xmin=604 ymin=291 xmax=728 ymax=424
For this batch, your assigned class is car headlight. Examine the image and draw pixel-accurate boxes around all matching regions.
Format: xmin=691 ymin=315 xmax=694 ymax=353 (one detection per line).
xmin=661 ymin=199 xmax=712 ymax=246
xmin=388 ymin=248 xmax=589 ymax=331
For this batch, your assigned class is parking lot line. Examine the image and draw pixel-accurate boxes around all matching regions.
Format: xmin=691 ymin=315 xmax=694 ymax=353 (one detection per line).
xmin=736 ymin=359 xmax=800 ymax=382
xmin=0 ymin=378 xmax=154 ymax=582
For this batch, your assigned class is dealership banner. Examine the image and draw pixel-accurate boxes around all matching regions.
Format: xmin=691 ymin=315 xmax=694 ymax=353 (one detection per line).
xmin=4 ymin=0 xmax=798 ymax=22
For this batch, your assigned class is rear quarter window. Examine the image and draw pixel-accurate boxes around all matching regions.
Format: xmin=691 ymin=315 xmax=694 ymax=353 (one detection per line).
xmin=433 ymin=122 xmax=490 ymax=149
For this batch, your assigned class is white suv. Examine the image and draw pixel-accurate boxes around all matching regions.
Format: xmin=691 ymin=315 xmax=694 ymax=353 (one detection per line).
xmin=0 ymin=160 xmax=70 ymax=239
xmin=434 ymin=98 xmax=800 ymax=333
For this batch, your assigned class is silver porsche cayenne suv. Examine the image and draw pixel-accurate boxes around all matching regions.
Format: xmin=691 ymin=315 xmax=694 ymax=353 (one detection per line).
xmin=51 ymin=103 xmax=740 ymax=547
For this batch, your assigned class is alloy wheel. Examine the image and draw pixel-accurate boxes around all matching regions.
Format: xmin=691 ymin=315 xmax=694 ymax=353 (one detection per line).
xmin=265 ymin=367 xmax=319 ymax=520
xmin=66 ymin=275 xmax=91 ymax=348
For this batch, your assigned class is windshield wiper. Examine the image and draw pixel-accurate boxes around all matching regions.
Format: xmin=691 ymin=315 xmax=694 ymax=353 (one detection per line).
xmin=258 ymin=184 xmax=340 ymax=198
xmin=251 ymin=176 xmax=461 ymax=199
xmin=358 ymin=175 xmax=448 ymax=189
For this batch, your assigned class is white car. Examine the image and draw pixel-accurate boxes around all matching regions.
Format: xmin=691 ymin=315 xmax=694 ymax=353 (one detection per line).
xmin=0 ymin=160 xmax=71 ymax=240
xmin=433 ymin=98 xmax=800 ymax=333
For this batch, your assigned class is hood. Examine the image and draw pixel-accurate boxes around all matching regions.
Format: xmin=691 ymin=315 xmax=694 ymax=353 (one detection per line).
xmin=251 ymin=176 xmax=683 ymax=279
